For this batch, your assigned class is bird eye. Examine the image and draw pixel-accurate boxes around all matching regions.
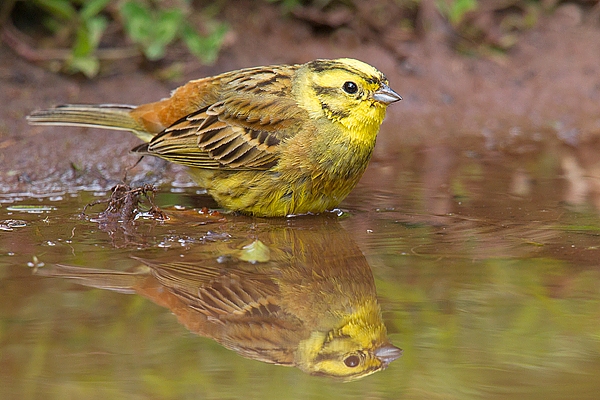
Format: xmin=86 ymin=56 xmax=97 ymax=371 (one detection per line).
xmin=342 ymin=81 xmax=358 ymax=94
xmin=343 ymin=355 xmax=361 ymax=368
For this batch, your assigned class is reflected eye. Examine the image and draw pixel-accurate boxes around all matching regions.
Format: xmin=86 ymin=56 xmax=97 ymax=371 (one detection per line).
xmin=343 ymin=355 xmax=360 ymax=368
xmin=342 ymin=81 xmax=358 ymax=94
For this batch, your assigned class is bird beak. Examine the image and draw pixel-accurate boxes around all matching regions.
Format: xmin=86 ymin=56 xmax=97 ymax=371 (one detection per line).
xmin=374 ymin=343 xmax=403 ymax=367
xmin=373 ymin=83 xmax=402 ymax=104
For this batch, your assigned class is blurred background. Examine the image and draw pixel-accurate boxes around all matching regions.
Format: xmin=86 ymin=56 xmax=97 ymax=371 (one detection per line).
xmin=1 ymin=0 xmax=600 ymax=193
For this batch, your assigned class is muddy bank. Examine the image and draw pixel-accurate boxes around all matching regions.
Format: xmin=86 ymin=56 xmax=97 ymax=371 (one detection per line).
xmin=1 ymin=2 xmax=599 ymax=195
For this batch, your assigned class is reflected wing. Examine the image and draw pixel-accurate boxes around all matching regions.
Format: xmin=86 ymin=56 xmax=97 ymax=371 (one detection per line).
xmin=136 ymin=259 xmax=284 ymax=321
xmin=138 ymin=258 xmax=305 ymax=364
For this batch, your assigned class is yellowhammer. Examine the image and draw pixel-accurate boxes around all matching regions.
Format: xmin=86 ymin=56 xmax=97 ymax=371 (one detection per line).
xmin=35 ymin=217 xmax=402 ymax=381
xmin=27 ymin=58 xmax=401 ymax=217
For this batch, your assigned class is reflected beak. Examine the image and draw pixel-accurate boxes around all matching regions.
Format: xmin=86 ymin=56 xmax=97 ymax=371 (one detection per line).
xmin=374 ymin=343 xmax=403 ymax=367
xmin=373 ymin=83 xmax=402 ymax=104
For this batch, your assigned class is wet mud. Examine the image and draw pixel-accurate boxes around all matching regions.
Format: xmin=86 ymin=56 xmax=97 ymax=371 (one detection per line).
xmin=1 ymin=2 xmax=600 ymax=195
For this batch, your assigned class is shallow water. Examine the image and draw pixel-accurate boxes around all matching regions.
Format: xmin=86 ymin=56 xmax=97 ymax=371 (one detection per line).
xmin=1 ymin=136 xmax=600 ymax=399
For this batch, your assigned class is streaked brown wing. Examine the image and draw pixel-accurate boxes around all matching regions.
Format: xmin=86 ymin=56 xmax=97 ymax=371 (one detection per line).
xmin=137 ymin=259 xmax=282 ymax=320
xmin=135 ymin=66 xmax=307 ymax=171
xmin=145 ymin=260 xmax=306 ymax=365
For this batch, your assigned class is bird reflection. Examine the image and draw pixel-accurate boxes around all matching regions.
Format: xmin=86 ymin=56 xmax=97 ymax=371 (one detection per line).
xmin=36 ymin=216 xmax=401 ymax=381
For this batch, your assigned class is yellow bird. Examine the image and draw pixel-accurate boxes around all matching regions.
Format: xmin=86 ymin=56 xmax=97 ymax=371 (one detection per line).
xmin=35 ymin=217 xmax=402 ymax=381
xmin=27 ymin=58 xmax=401 ymax=217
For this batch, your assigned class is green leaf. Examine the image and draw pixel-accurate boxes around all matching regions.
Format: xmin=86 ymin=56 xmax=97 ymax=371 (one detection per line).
xmin=86 ymin=16 xmax=108 ymax=48
xmin=72 ymin=16 xmax=107 ymax=57
xmin=80 ymin=0 xmax=112 ymax=20
xmin=68 ymin=14 xmax=106 ymax=77
xmin=447 ymin=0 xmax=478 ymax=25
xmin=69 ymin=55 xmax=100 ymax=78
xmin=119 ymin=1 xmax=225 ymax=63
xmin=181 ymin=22 xmax=227 ymax=65
xmin=142 ymin=8 xmax=182 ymax=59
xmin=32 ymin=0 xmax=77 ymax=20
xmin=154 ymin=9 xmax=183 ymax=45
xmin=238 ymin=240 xmax=271 ymax=263
xmin=144 ymin=41 xmax=166 ymax=60
xmin=72 ymin=24 xmax=92 ymax=57
xmin=119 ymin=1 xmax=153 ymax=42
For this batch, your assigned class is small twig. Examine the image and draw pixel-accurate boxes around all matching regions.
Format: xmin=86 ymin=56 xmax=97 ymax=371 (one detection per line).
xmin=83 ymin=183 xmax=168 ymax=221
xmin=122 ymin=156 xmax=146 ymax=183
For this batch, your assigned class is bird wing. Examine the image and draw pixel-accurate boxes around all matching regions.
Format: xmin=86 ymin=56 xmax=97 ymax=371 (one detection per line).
xmin=136 ymin=258 xmax=284 ymax=320
xmin=139 ymin=258 xmax=305 ymax=364
xmin=134 ymin=66 xmax=307 ymax=171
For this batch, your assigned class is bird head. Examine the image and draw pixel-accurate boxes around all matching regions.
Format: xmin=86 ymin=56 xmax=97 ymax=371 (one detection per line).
xmin=295 ymin=298 xmax=403 ymax=381
xmin=295 ymin=58 xmax=401 ymax=143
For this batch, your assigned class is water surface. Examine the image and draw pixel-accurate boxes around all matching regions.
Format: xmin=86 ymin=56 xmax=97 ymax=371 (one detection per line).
xmin=1 ymin=136 xmax=600 ymax=399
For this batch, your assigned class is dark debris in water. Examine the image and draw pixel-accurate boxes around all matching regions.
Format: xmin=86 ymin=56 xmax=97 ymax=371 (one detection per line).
xmin=83 ymin=183 xmax=168 ymax=223
xmin=79 ymin=184 xmax=169 ymax=248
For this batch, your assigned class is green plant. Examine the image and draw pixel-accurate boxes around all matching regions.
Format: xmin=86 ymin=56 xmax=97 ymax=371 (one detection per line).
xmin=28 ymin=0 xmax=111 ymax=76
xmin=264 ymin=0 xmax=305 ymax=13
xmin=119 ymin=0 xmax=227 ymax=65
xmin=16 ymin=0 xmax=227 ymax=77
xmin=437 ymin=0 xmax=478 ymax=25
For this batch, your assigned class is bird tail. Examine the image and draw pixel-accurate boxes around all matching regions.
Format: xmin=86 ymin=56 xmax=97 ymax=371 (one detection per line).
xmin=27 ymin=104 xmax=153 ymax=142
xmin=33 ymin=263 xmax=150 ymax=294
